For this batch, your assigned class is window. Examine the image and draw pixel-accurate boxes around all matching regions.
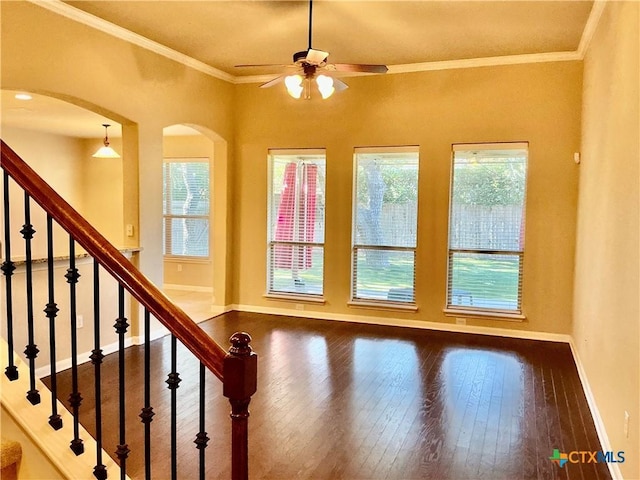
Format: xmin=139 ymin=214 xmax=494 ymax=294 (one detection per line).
xmin=267 ymin=150 xmax=326 ymax=297
xmin=352 ymin=147 xmax=419 ymax=304
xmin=163 ymin=158 xmax=210 ymax=258
xmin=447 ymin=143 xmax=528 ymax=315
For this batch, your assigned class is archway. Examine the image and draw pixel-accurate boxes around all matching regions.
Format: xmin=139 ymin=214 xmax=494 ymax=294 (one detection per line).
xmin=162 ymin=124 xmax=230 ymax=318
xmin=0 ymin=88 xmax=136 ymax=251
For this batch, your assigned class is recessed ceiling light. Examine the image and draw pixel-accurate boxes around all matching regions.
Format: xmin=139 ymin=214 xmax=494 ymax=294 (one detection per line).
xmin=15 ymin=93 xmax=33 ymax=101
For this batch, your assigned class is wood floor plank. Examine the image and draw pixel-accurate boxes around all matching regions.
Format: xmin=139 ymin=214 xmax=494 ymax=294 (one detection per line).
xmin=43 ymin=312 xmax=612 ymax=479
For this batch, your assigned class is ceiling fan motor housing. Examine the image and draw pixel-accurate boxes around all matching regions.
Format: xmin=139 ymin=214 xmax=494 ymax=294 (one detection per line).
xmin=293 ymin=51 xmax=308 ymax=63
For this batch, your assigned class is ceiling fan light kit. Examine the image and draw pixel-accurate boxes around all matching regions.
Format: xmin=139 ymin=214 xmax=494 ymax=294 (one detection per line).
xmin=285 ymin=72 xmax=334 ymax=100
xmin=236 ymin=0 xmax=387 ymax=100
xmin=315 ymin=75 xmax=335 ymax=99
xmin=285 ymin=74 xmax=304 ymax=99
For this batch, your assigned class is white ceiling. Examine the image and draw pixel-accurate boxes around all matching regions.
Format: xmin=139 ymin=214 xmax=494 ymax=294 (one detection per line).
xmin=2 ymin=0 xmax=599 ymax=138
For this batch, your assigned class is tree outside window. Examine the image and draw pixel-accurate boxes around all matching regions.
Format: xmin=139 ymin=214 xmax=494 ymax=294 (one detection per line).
xmin=352 ymin=147 xmax=419 ymax=304
xmin=163 ymin=159 xmax=210 ymax=258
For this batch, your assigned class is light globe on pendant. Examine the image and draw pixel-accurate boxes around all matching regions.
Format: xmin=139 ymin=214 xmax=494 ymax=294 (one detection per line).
xmin=92 ymin=124 xmax=120 ymax=158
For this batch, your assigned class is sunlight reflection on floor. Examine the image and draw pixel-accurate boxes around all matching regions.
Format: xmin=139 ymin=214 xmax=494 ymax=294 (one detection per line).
xmin=163 ymin=288 xmax=216 ymax=322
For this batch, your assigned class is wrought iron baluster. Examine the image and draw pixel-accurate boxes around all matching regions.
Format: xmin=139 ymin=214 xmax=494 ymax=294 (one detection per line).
xmin=114 ymin=284 xmax=130 ymax=480
xmin=45 ymin=215 xmax=62 ymax=429
xmin=1 ymin=171 xmax=18 ymax=380
xmin=195 ymin=362 xmax=210 ymax=480
xmin=22 ymin=193 xmax=39 ymax=405
xmin=66 ymin=237 xmax=84 ymax=455
xmin=139 ymin=308 xmax=154 ymax=480
xmin=166 ymin=334 xmax=181 ymax=480
xmin=91 ymin=260 xmax=107 ymax=480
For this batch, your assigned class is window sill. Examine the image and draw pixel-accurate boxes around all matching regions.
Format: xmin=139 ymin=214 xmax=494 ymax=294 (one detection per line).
xmin=348 ymin=300 xmax=418 ymax=312
xmin=443 ymin=308 xmax=526 ymax=322
xmin=10 ymin=247 xmax=139 ymax=267
xmin=164 ymin=256 xmax=211 ymax=265
xmin=264 ymin=293 xmax=326 ymax=304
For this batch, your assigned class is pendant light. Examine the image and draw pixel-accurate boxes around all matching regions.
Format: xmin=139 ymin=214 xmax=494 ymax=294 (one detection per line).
xmin=92 ymin=124 xmax=120 ymax=158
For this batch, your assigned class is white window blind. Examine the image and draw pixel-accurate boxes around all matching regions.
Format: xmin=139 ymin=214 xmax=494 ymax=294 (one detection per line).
xmin=163 ymin=158 xmax=210 ymax=258
xmin=352 ymin=146 xmax=419 ymax=304
xmin=447 ymin=143 xmax=528 ymax=314
xmin=267 ymin=150 xmax=326 ymax=297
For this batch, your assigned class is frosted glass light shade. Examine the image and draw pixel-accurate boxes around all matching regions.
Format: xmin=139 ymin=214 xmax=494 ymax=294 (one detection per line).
xmin=92 ymin=145 xmax=121 ymax=158
xmin=285 ymin=75 xmax=303 ymax=99
xmin=92 ymin=123 xmax=120 ymax=158
xmin=316 ymin=75 xmax=335 ymax=99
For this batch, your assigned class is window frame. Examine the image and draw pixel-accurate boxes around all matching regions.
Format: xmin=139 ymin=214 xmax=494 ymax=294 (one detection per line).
xmin=350 ymin=146 xmax=420 ymax=308
xmin=162 ymin=157 xmax=211 ymax=260
xmin=445 ymin=142 xmax=528 ymax=319
xmin=266 ymin=149 xmax=326 ymax=300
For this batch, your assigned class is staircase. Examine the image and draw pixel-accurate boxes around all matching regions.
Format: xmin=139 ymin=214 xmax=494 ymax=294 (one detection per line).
xmin=0 ymin=140 xmax=257 ymax=479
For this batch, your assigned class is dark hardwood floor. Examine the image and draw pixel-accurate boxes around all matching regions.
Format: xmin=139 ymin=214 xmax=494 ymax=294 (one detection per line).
xmin=45 ymin=311 xmax=611 ymax=479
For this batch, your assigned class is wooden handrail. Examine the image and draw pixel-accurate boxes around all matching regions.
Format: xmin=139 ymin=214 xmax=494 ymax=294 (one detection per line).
xmin=1 ymin=140 xmax=226 ymax=380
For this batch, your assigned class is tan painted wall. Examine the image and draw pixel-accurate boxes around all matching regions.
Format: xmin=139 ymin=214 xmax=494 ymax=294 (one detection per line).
xmin=0 ymin=1 xmax=235 ymax=294
xmin=234 ymin=61 xmax=582 ymax=334
xmin=0 ymin=127 xmax=84 ymax=259
xmin=574 ymin=2 xmax=639 ymax=478
xmin=80 ymin=137 xmax=125 ymax=247
xmin=0 ymin=127 xmax=124 ymax=258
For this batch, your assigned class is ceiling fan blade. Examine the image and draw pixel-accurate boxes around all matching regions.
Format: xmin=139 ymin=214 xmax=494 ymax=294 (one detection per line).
xmin=332 ymin=63 xmax=389 ymax=74
xmin=260 ymin=75 xmax=286 ymax=88
xmin=235 ymin=64 xmax=290 ymax=68
xmin=306 ymin=48 xmax=329 ymax=65
xmin=333 ymin=77 xmax=349 ymax=92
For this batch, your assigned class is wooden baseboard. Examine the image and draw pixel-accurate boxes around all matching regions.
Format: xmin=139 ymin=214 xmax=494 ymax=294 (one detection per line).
xmin=569 ymin=339 xmax=623 ymax=480
xmin=163 ymin=284 xmax=213 ymax=293
xmin=231 ymin=303 xmax=571 ymax=343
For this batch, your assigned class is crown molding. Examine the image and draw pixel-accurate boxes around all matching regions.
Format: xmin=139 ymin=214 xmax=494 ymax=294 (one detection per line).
xmin=235 ymin=51 xmax=582 ymax=85
xmin=30 ymin=0 xmax=603 ymax=86
xmin=28 ymin=0 xmax=235 ymax=83
xmin=387 ymin=51 xmax=582 ymax=74
xmin=577 ymin=0 xmax=608 ymax=58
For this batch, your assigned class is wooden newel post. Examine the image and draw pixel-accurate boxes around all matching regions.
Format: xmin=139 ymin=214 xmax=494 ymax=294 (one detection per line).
xmin=223 ymin=332 xmax=257 ymax=480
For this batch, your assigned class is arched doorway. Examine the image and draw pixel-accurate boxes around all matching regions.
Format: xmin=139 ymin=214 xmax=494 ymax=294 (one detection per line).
xmin=162 ymin=124 xmax=230 ymax=319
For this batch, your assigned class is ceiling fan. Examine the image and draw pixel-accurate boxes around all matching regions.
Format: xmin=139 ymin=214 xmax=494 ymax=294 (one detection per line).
xmin=235 ymin=0 xmax=388 ymax=99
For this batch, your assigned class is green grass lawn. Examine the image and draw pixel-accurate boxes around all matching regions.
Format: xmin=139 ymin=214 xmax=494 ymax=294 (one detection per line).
xmin=450 ymin=253 xmax=520 ymax=302
xmin=270 ymin=248 xmax=520 ymax=307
